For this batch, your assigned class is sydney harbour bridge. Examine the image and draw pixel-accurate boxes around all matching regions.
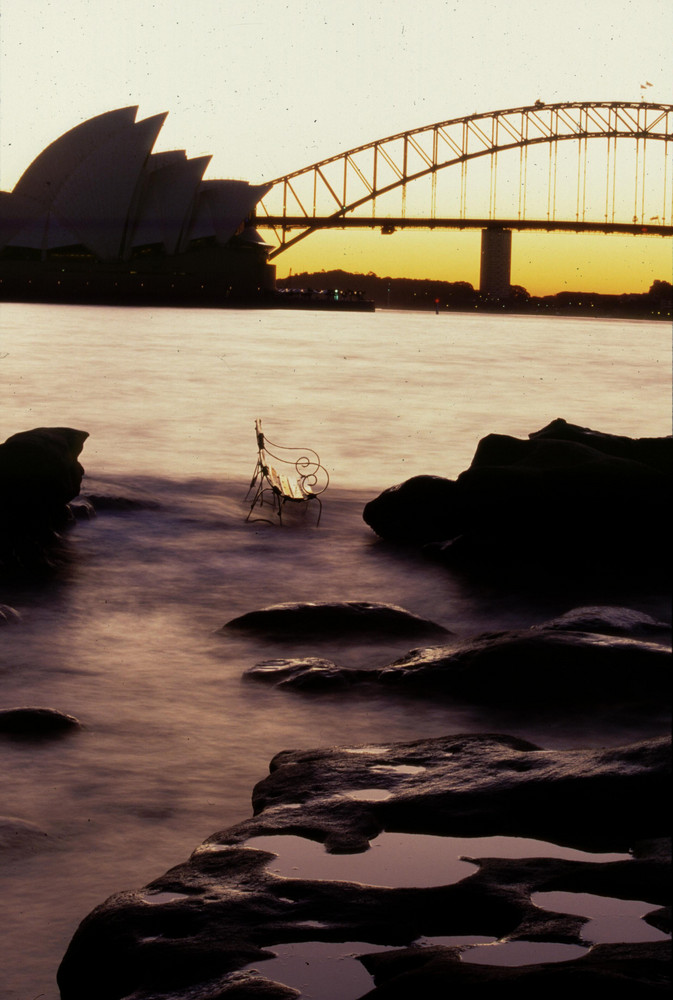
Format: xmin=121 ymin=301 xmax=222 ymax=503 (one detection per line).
xmin=254 ymin=101 xmax=673 ymax=296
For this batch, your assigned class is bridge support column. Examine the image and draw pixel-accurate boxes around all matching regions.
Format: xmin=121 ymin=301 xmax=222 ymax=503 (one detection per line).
xmin=479 ymin=228 xmax=512 ymax=298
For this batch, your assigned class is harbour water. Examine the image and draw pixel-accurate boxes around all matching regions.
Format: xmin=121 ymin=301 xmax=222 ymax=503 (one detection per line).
xmin=0 ymin=302 xmax=670 ymax=999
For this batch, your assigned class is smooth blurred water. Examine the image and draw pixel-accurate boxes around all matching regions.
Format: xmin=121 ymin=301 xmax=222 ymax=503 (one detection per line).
xmin=0 ymin=303 xmax=670 ymax=999
xmin=2 ymin=302 xmax=670 ymax=485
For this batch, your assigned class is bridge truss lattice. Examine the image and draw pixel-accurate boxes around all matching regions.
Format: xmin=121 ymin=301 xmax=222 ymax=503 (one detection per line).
xmin=256 ymin=102 xmax=673 ymax=259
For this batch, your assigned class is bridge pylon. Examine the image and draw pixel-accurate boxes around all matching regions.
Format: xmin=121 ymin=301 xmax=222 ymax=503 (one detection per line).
xmin=479 ymin=228 xmax=512 ymax=298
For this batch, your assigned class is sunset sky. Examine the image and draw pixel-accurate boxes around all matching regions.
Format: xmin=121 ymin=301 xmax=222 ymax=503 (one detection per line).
xmin=1 ymin=0 xmax=670 ymax=294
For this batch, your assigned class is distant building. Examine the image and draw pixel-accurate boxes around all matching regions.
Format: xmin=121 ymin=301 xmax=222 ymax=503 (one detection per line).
xmin=0 ymin=107 xmax=275 ymax=304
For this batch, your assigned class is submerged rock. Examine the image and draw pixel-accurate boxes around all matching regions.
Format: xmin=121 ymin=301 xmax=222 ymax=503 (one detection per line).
xmin=57 ymin=734 xmax=670 ymax=999
xmin=363 ymin=419 xmax=673 ymax=579
xmin=0 ymin=815 xmax=50 ymax=855
xmin=245 ymin=658 xmax=367 ymax=690
xmin=224 ymin=601 xmax=450 ymax=640
xmin=0 ymin=706 xmax=82 ymax=736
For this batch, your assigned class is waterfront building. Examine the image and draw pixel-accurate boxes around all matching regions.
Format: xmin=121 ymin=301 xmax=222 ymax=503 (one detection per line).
xmin=0 ymin=107 xmax=275 ymax=304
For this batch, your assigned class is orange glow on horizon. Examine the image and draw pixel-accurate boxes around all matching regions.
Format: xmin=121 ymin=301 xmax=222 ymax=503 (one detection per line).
xmin=271 ymin=229 xmax=672 ymax=297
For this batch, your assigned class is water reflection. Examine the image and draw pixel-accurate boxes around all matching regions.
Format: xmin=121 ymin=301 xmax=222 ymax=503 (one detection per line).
xmin=244 ymin=832 xmax=630 ymax=887
xmin=532 ymin=891 xmax=670 ymax=944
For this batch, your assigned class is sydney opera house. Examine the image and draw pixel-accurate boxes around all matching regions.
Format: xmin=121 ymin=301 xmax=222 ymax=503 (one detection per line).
xmin=0 ymin=107 xmax=276 ymax=305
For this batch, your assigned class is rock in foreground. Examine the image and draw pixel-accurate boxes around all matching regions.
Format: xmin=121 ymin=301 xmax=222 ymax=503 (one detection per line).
xmin=363 ymin=419 xmax=672 ymax=579
xmin=224 ymin=601 xmax=450 ymax=640
xmin=0 ymin=426 xmax=88 ymax=572
xmin=358 ymin=941 xmax=671 ymax=998
xmin=57 ymin=734 xmax=670 ymax=1000
xmin=244 ymin=608 xmax=671 ymax=708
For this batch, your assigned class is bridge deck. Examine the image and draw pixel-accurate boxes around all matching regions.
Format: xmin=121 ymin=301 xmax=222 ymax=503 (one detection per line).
xmin=257 ymin=217 xmax=673 ymax=237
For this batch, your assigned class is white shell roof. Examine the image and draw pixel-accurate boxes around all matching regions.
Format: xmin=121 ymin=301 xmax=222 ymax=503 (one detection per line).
xmin=1 ymin=108 xmax=271 ymax=260
xmin=131 ymin=154 xmax=212 ymax=254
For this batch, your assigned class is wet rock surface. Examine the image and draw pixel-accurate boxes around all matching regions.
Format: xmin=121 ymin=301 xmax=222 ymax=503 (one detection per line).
xmin=374 ymin=630 xmax=670 ymax=704
xmin=225 ymin=601 xmax=451 ymax=641
xmin=244 ymin=609 xmax=671 ymax=707
xmin=244 ymin=734 xmax=670 ymax=850
xmin=363 ymin=419 xmax=673 ymax=579
xmin=245 ymin=657 xmax=368 ymax=691
xmin=57 ymin=734 xmax=671 ymax=1000
xmin=528 ymin=605 xmax=672 ymax=640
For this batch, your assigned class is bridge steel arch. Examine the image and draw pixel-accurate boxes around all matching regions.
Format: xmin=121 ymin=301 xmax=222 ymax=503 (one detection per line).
xmin=255 ymin=101 xmax=673 ymax=293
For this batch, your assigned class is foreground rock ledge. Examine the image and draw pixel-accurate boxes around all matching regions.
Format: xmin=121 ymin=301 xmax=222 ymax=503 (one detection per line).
xmin=57 ymin=734 xmax=671 ymax=1000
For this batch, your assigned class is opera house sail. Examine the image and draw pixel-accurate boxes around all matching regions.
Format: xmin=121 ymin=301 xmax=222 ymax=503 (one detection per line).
xmin=0 ymin=107 xmax=275 ymax=305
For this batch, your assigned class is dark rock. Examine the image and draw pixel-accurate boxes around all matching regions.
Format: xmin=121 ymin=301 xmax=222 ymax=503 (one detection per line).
xmin=455 ymin=429 xmax=670 ymax=552
xmin=375 ymin=629 xmax=671 ymax=705
xmin=242 ymin=616 xmax=671 ymax=707
xmin=0 ymin=706 xmax=82 ymax=736
xmin=532 ymin=605 xmax=671 ymax=641
xmin=244 ymin=658 xmax=368 ymax=690
xmin=528 ymin=417 xmax=672 ymax=474
xmin=363 ymin=420 xmax=672 ymax=579
xmin=362 ymin=475 xmax=461 ymax=544
xmin=0 ymin=426 xmax=88 ymax=511
xmin=0 ymin=426 xmax=89 ymax=571
xmin=224 ymin=601 xmax=450 ymax=640
xmin=116 ymin=970 xmax=301 ymax=1000
xmin=357 ymin=941 xmax=671 ymax=998
xmin=57 ymin=735 xmax=670 ymax=999
xmin=644 ymin=905 xmax=671 ymax=937
xmin=247 ymin=734 xmax=671 ymax=849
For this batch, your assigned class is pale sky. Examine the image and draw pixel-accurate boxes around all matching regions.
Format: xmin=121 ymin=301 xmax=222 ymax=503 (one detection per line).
xmin=1 ymin=0 xmax=671 ymax=293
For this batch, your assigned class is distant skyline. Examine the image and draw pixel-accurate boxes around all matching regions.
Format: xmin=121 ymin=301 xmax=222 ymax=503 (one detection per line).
xmin=1 ymin=0 xmax=671 ymax=294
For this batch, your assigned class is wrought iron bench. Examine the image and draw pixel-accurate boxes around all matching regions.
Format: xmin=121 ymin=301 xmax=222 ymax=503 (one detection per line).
xmin=246 ymin=419 xmax=329 ymax=525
